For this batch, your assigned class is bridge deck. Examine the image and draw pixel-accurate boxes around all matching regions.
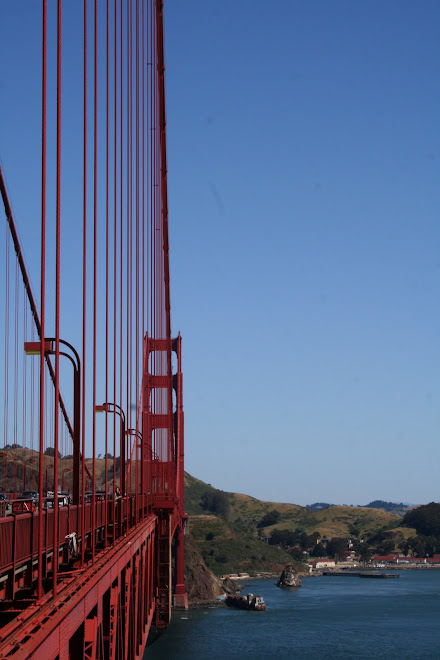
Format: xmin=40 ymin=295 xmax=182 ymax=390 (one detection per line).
xmin=0 ymin=514 xmax=158 ymax=659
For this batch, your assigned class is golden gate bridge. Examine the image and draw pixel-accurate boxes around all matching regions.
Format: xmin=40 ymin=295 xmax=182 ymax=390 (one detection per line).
xmin=0 ymin=1 xmax=187 ymax=657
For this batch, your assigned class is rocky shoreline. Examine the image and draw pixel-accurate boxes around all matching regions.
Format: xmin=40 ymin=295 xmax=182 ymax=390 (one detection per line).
xmin=184 ymin=535 xmax=440 ymax=610
xmin=181 ymin=565 xmax=440 ymax=609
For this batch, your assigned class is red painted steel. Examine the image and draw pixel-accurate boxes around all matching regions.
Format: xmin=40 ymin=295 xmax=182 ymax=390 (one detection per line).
xmin=0 ymin=1 xmax=187 ymax=657
xmin=0 ymin=515 xmax=157 ymax=658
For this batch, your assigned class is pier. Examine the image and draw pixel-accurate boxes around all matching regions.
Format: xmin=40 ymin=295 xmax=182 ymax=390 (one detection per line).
xmin=323 ymin=571 xmax=399 ymax=578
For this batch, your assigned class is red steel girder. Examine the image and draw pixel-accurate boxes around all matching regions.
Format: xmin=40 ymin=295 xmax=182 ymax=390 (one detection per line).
xmin=0 ymin=515 xmax=156 ymax=659
xmin=109 ymin=581 xmax=119 ymax=660
xmin=132 ymin=552 xmax=140 ymax=656
xmin=155 ymin=513 xmax=171 ymax=630
xmin=84 ymin=616 xmax=98 ymax=660
xmin=123 ymin=564 xmax=132 ymax=659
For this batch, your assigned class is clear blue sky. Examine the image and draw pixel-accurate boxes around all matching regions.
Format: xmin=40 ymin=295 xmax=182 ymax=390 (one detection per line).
xmin=1 ymin=1 xmax=439 ymax=506
xmin=164 ymin=0 xmax=440 ymax=506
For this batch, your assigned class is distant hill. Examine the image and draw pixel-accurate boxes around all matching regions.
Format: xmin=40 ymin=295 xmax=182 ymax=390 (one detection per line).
xmin=307 ymin=501 xmax=414 ymax=516
xmin=362 ymin=500 xmax=414 ymax=517
xmin=306 ymin=502 xmax=334 ymax=511
xmin=1 ymin=447 xmax=119 ymax=495
xmin=185 ymin=473 xmax=408 ymax=537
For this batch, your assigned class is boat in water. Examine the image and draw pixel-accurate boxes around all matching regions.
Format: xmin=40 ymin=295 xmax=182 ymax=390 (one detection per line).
xmin=225 ymin=593 xmax=266 ymax=611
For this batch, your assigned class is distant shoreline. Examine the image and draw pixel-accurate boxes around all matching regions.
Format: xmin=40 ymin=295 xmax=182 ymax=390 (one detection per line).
xmin=184 ymin=566 xmax=440 ymax=609
xmin=318 ymin=564 xmax=440 ymax=572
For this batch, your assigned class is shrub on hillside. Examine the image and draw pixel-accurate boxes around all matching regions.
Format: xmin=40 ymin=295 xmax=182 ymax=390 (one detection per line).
xmin=257 ymin=509 xmax=281 ymax=528
xmin=269 ymin=529 xmax=296 ymax=548
xmin=200 ymin=490 xmax=230 ymax=517
xmin=402 ymin=503 xmax=440 ymax=537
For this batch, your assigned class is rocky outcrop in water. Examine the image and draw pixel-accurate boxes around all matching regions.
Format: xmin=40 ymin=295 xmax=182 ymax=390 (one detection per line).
xmin=276 ymin=563 xmax=302 ymax=588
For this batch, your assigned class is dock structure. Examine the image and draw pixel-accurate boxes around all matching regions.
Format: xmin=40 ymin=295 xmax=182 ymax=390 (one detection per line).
xmin=323 ymin=571 xmax=399 ymax=578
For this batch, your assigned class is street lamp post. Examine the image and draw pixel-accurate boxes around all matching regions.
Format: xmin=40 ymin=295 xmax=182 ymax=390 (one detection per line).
xmin=126 ymin=428 xmax=143 ymax=522
xmin=126 ymin=428 xmax=142 ymax=482
xmin=95 ymin=403 xmax=126 ymax=498
xmin=24 ymin=339 xmax=81 ymax=505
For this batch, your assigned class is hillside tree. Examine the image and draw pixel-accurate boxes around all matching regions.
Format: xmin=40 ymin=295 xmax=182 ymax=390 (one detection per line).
xmin=257 ymin=509 xmax=280 ymax=528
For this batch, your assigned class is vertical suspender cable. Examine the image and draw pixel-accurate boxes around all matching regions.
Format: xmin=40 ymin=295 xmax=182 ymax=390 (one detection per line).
xmin=112 ymin=0 xmax=118 ymax=533
xmin=104 ymin=0 xmax=109 ymax=548
xmin=127 ymin=0 xmax=132 ymax=459
xmin=112 ymin=0 xmax=117 ymax=526
xmin=119 ymin=0 xmax=123 ymax=486
xmin=140 ymin=0 xmax=145 ymax=517
xmin=135 ymin=0 xmax=140 ymax=504
xmin=53 ymin=0 xmax=62 ymax=598
xmin=126 ymin=0 xmax=129 ymax=445
xmin=117 ymin=0 xmax=123 ymax=514
xmin=38 ymin=1 xmax=47 ymax=601
xmin=81 ymin=0 xmax=88 ymax=567
xmin=4 ymin=229 xmax=9 ymax=494
xmin=148 ymin=0 xmax=151 ymax=340
xmin=126 ymin=0 xmax=130 ymax=481
xmin=150 ymin=0 xmax=154 ymax=456
xmin=130 ymin=0 xmax=132 ymax=440
xmin=92 ymin=0 xmax=98 ymax=562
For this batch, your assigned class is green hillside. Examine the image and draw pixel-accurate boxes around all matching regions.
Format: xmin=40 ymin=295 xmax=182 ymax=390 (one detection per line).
xmin=187 ymin=513 xmax=297 ymax=576
xmin=184 ymin=472 xmax=405 ymax=540
xmin=183 ymin=472 xmax=419 ymax=575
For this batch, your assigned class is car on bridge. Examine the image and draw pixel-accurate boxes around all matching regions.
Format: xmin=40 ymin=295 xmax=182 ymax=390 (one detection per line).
xmin=21 ymin=490 xmax=39 ymax=500
xmin=44 ymin=495 xmax=70 ymax=508
xmin=60 ymin=491 xmax=72 ymax=504
xmin=84 ymin=491 xmax=106 ymax=502
xmin=12 ymin=491 xmax=39 ymax=513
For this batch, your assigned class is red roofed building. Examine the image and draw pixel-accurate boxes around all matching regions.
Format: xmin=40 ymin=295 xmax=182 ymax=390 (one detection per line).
xmin=373 ymin=555 xmax=397 ymax=563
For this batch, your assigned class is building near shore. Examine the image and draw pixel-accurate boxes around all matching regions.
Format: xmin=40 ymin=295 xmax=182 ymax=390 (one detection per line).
xmin=373 ymin=554 xmax=440 ymax=565
xmin=309 ymin=558 xmax=336 ymax=569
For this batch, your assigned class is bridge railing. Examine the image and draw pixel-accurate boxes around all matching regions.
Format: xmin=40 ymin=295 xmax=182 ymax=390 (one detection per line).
xmin=0 ymin=496 xmax=154 ymax=599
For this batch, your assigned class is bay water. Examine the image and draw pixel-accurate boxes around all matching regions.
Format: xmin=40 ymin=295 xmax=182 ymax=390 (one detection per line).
xmin=146 ymin=570 xmax=440 ymax=659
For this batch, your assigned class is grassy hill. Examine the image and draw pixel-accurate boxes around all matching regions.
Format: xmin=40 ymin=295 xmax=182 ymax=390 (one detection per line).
xmin=184 ymin=472 xmax=407 ymax=540
xmin=184 ymin=472 xmax=416 ymax=577
xmin=1 ymin=447 xmax=121 ymax=495
xmin=261 ymin=504 xmax=401 ymax=540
